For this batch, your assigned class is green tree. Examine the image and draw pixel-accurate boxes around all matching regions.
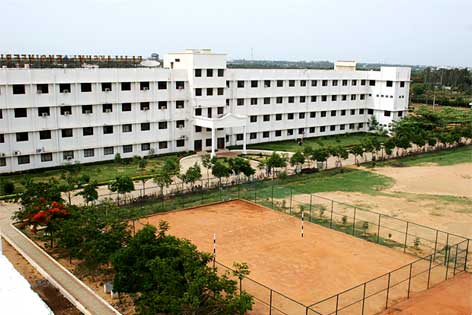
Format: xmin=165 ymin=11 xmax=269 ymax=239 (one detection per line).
xmin=350 ymin=144 xmax=364 ymax=166
xmin=182 ymin=162 xmax=202 ymax=190
xmin=76 ymin=181 xmax=99 ymax=205
xmin=311 ymin=148 xmax=330 ymax=169
xmin=108 ymin=175 xmax=135 ymax=203
xmin=290 ymin=151 xmax=305 ymax=173
xmin=201 ymin=153 xmax=213 ymax=186
xmin=212 ymin=160 xmax=231 ymax=186
xmin=153 ymin=170 xmax=173 ymax=197
xmin=266 ymin=152 xmax=287 ymax=178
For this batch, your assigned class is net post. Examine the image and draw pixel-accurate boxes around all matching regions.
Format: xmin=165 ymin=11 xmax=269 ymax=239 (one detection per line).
xmin=330 ymin=200 xmax=334 ymax=228
xmin=465 ymin=239 xmax=470 ymax=271
xmin=352 ymin=207 xmax=357 ymax=236
xmin=407 ymin=262 xmax=413 ymax=298
xmin=269 ymin=289 xmax=273 ymax=315
xmin=335 ymin=293 xmax=339 ymax=315
xmin=377 ymin=213 xmax=381 ymax=243
xmin=361 ymin=282 xmax=366 ymax=315
xmin=271 ymin=182 xmax=274 ymax=209
xmin=453 ymin=243 xmax=459 ymax=276
xmin=403 ymin=221 xmax=409 ymax=253
xmin=427 ymin=254 xmax=433 ymax=289
xmin=445 ymin=233 xmax=450 ymax=279
xmin=309 ymin=194 xmax=313 ymax=222
xmin=433 ymin=229 xmax=439 ymax=261
xmin=385 ymin=272 xmax=391 ymax=309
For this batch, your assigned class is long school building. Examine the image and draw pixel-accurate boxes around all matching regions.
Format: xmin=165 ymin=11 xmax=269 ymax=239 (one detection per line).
xmin=0 ymin=49 xmax=410 ymax=173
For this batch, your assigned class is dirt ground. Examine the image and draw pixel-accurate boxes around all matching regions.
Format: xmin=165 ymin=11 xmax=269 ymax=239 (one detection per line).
xmin=380 ymin=272 xmax=472 ymax=315
xmin=137 ymin=200 xmax=417 ymax=315
xmin=372 ymin=163 xmax=472 ymax=198
xmin=1 ymin=239 xmax=82 ymax=315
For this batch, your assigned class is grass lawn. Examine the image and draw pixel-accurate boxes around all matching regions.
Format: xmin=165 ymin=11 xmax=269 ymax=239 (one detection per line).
xmin=372 ymin=145 xmax=472 ymax=167
xmin=232 ymin=132 xmax=388 ymax=152
xmin=0 ymin=153 xmax=186 ymax=195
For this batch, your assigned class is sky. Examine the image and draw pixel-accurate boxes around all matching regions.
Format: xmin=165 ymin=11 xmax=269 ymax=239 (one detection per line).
xmin=1 ymin=0 xmax=471 ymax=67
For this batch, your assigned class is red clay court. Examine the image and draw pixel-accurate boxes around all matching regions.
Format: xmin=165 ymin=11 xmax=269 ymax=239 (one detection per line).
xmin=137 ymin=200 xmax=427 ymax=314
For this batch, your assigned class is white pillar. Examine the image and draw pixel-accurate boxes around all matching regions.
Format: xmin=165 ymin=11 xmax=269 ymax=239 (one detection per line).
xmin=242 ymin=125 xmax=247 ymax=154
xmin=211 ymin=127 xmax=216 ymax=158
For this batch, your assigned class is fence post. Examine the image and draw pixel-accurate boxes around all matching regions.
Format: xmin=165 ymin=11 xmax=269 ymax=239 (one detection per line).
xmin=271 ymin=183 xmax=274 ymax=209
xmin=361 ymin=282 xmax=366 ymax=315
xmin=377 ymin=214 xmax=381 ymax=243
xmin=407 ymin=263 xmax=412 ymax=298
xmin=453 ymin=243 xmax=459 ymax=276
xmin=289 ymin=188 xmax=293 ymax=215
xmin=330 ymin=200 xmax=334 ymax=228
xmin=403 ymin=222 xmax=409 ymax=253
xmin=335 ymin=294 xmax=339 ymax=315
xmin=445 ymin=233 xmax=450 ymax=280
xmin=385 ymin=272 xmax=391 ymax=309
xmin=433 ymin=230 xmax=439 ymax=261
xmin=427 ymin=254 xmax=433 ymax=289
xmin=352 ymin=207 xmax=357 ymax=236
xmin=269 ymin=289 xmax=273 ymax=315
xmin=465 ymin=239 xmax=470 ymax=271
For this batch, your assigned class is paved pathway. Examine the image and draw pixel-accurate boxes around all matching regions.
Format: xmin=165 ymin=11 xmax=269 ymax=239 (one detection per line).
xmin=0 ymin=203 xmax=120 ymax=315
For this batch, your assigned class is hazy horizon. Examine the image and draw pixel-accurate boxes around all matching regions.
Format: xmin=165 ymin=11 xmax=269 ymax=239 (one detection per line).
xmin=1 ymin=0 xmax=471 ymax=68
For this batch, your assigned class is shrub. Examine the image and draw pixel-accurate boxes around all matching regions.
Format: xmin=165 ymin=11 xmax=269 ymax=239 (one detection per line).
xmin=1 ymin=180 xmax=15 ymax=195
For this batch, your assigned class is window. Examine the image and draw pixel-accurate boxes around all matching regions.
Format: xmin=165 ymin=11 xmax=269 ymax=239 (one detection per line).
xmin=140 ymin=102 xmax=150 ymax=111
xmin=311 ymin=96 xmax=317 ymax=102
xmin=300 ymin=80 xmax=306 ymax=87
xmin=226 ymin=81 xmax=230 ymax=88
xmin=60 ymin=106 xmax=72 ymax=116
xmin=13 ymin=85 xmax=26 ymax=94
xmin=288 ymin=113 xmax=294 ymax=120
xmin=321 ymin=95 xmax=327 ymax=102
xmin=299 ymin=113 xmax=305 ymax=119
xmin=251 ymin=80 xmax=258 ymax=88
xmin=59 ymin=83 xmax=71 ymax=93
xmin=236 ymin=134 xmax=243 ymax=141
xmin=159 ymin=141 xmax=168 ymax=149
xmin=309 ymin=127 xmax=315 ymax=133
xmin=141 ymin=143 xmax=151 ymax=151
xmin=330 ymin=124 xmax=336 ymax=131
xmin=359 ymin=109 xmax=365 ymax=115
xmin=263 ymin=115 xmax=270 ymax=122
xmin=275 ymin=130 xmax=282 ymax=137
xmin=16 ymin=132 xmax=29 ymax=142
xmin=38 ymin=107 xmax=50 ymax=117
xmin=350 ymin=109 xmax=356 ymax=115
xmin=352 ymin=80 xmax=357 ymax=86
xmin=81 ymin=105 xmax=93 ymax=114
xmin=195 ymin=126 xmax=202 ymax=132
xmin=195 ymin=88 xmax=202 ymax=96
xmin=18 ymin=155 xmax=30 ymax=164
xmin=0 ymin=158 xmax=5 ymax=167
xmin=102 ymin=82 xmax=112 ymax=92
xmin=264 ymin=97 xmax=271 ymax=105
xmin=176 ymin=139 xmax=185 ymax=147
xmin=14 ymin=108 xmax=27 ymax=118
xmin=140 ymin=82 xmax=150 ymax=90
xmin=400 ymin=81 xmax=405 ymax=88
xmin=206 ymin=69 xmax=213 ymax=77
xmin=159 ymin=122 xmax=168 ymax=129
xmin=37 ymin=84 xmax=49 ymax=94
xmin=0 ymin=109 xmax=3 ymax=119
xmin=250 ymin=133 xmax=257 ymax=140
xmin=332 ymin=80 xmax=338 ymax=86
xmin=287 ymin=129 xmax=294 ymax=136
xmin=342 ymin=80 xmax=348 ymax=86
xmin=263 ymin=131 xmax=270 ymax=138
xmin=331 ymin=110 xmax=336 ymax=117
xmin=340 ymin=124 xmax=345 ymax=131
xmin=384 ymin=110 xmax=391 ymax=117
xmin=121 ymin=82 xmax=131 ymax=91
xmin=158 ymin=81 xmax=167 ymax=90
xmin=368 ymin=109 xmax=374 ymax=115
xmin=63 ymin=151 xmax=74 ymax=160
xmin=300 ymin=96 xmax=306 ymax=103
xmin=321 ymin=111 xmax=326 ymax=117
xmin=276 ymin=97 xmax=283 ymax=104
xmin=122 ymin=124 xmax=132 ymax=133
xmin=83 ymin=127 xmax=93 ymax=136
xmin=386 ymin=81 xmax=393 ymax=87
xmin=141 ymin=123 xmax=150 ymax=131
xmin=320 ymin=126 xmax=326 ymax=132
xmin=0 ymin=134 xmax=5 ymax=143
xmin=349 ymin=123 xmax=355 ymax=130
xmin=195 ymin=69 xmax=202 ymax=77
xmin=310 ymin=112 xmax=316 ymax=118
xmin=264 ymin=80 xmax=271 ymax=87
xmin=342 ymin=95 xmax=347 ymax=101
xmin=341 ymin=110 xmax=346 ymax=116
xmin=207 ymin=88 xmax=213 ymax=96
xmin=103 ymin=126 xmax=114 ymax=134
xmin=195 ymin=108 xmax=202 ymax=116
xmin=398 ymin=111 xmax=403 ymax=117
xmin=217 ymin=88 xmax=224 ymax=96
xmin=237 ymin=81 xmax=245 ymax=88
xmin=39 ymin=130 xmax=51 ymax=140
xmin=289 ymin=80 xmax=295 ymax=87
xmin=298 ymin=128 xmax=304 ymax=135
xmin=332 ymin=95 xmax=337 ymax=101
xmin=277 ymin=80 xmax=283 ymax=87
xmin=218 ymin=69 xmax=224 ymax=77
xmin=237 ymin=98 xmax=244 ymax=106
xmin=250 ymin=98 xmax=258 ymax=105
xmin=123 ymin=145 xmax=133 ymax=153
xmin=158 ymin=101 xmax=167 ymax=110
xmin=61 ymin=129 xmax=73 ymax=138
xmin=176 ymin=81 xmax=185 ymax=90
xmin=81 ymin=83 xmax=92 ymax=92
xmin=102 ymin=104 xmax=113 ymax=113
xmin=205 ymin=139 xmax=212 ymax=147
xmin=351 ymin=94 xmax=357 ymax=101
xmin=122 ymin=103 xmax=132 ymax=111
xmin=104 ymin=147 xmax=114 ymax=155
xmin=250 ymin=115 xmax=257 ymax=123
xmin=360 ymin=94 xmax=366 ymax=100
xmin=369 ymin=80 xmax=376 ymax=86
xmin=288 ymin=96 xmax=294 ymax=103
xmin=361 ymin=80 xmax=366 ymax=86
xmin=311 ymin=80 xmax=318 ymax=87
xmin=358 ymin=123 xmax=364 ymax=129
xmin=176 ymin=100 xmax=185 ymax=109
xmin=83 ymin=148 xmax=94 ymax=157
xmin=276 ymin=114 xmax=282 ymax=120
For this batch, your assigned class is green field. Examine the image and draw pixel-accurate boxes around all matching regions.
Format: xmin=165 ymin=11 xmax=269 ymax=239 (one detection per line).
xmin=0 ymin=153 xmax=185 ymax=194
xmin=233 ymin=132 xmax=387 ymax=152
xmin=372 ymin=145 xmax=472 ymax=167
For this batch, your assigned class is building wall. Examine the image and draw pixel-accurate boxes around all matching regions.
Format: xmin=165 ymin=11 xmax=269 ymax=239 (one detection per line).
xmin=0 ymin=51 xmax=410 ymax=173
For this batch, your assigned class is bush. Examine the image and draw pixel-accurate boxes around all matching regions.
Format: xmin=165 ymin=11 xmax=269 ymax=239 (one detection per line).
xmin=1 ymin=180 xmax=15 ymax=194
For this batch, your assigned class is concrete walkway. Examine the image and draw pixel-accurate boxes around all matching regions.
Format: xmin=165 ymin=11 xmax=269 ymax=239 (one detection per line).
xmin=0 ymin=203 xmax=120 ymax=315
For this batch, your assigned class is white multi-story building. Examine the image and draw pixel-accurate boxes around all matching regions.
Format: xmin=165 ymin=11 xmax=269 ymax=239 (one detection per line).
xmin=0 ymin=49 xmax=410 ymax=173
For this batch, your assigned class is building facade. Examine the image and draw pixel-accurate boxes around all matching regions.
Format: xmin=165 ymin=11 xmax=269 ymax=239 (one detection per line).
xmin=0 ymin=49 xmax=410 ymax=173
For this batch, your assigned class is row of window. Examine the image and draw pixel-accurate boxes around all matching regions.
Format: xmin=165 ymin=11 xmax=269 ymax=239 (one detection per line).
xmin=194 ymin=69 xmax=225 ymax=78
xmin=5 ymin=81 xmax=183 ymax=95
xmin=233 ymin=94 xmax=368 ymax=106
xmin=231 ymin=79 xmax=406 ymax=89
xmin=0 ymin=141 xmax=186 ymax=167
xmin=246 ymin=109 xmax=398 ymax=122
